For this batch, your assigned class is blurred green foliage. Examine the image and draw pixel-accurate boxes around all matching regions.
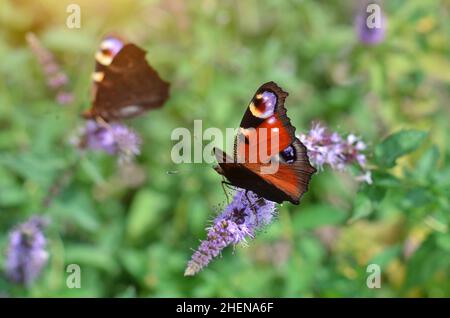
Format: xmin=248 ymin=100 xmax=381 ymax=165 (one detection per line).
xmin=0 ymin=0 xmax=449 ymax=297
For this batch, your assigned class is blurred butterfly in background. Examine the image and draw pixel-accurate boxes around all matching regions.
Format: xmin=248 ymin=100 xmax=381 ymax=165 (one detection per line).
xmin=82 ymin=35 xmax=170 ymax=121
xmin=213 ymin=82 xmax=316 ymax=205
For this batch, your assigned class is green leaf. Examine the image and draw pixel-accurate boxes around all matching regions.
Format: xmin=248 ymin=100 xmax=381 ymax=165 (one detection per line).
xmin=118 ymin=249 xmax=147 ymax=281
xmin=402 ymin=187 xmax=431 ymax=210
xmin=80 ymin=158 xmax=105 ymax=184
xmin=50 ymin=192 xmax=100 ymax=233
xmin=0 ymin=182 xmax=26 ymax=207
xmin=115 ymin=286 xmax=137 ymax=298
xmin=0 ymin=152 xmax=66 ymax=187
xmin=375 ymin=130 xmax=427 ymax=168
xmin=292 ymin=204 xmax=347 ymax=230
xmin=414 ymin=145 xmax=440 ymax=180
xmin=436 ymin=234 xmax=450 ymax=252
xmin=368 ymin=245 xmax=401 ymax=267
xmin=64 ymin=244 xmax=119 ymax=275
xmin=348 ymin=194 xmax=373 ymax=223
xmin=370 ymin=170 xmax=401 ymax=189
xmin=126 ymin=189 xmax=169 ymax=242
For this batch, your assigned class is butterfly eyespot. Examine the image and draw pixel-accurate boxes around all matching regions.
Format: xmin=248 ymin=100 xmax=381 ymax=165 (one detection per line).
xmin=95 ymin=37 xmax=124 ymax=65
xmin=96 ymin=51 xmax=114 ymax=66
xmin=101 ymin=48 xmax=112 ymax=56
xmin=249 ymin=91 xmax=277 ymax=119
xmin=280 ymin=145 xmax=296 ymax=164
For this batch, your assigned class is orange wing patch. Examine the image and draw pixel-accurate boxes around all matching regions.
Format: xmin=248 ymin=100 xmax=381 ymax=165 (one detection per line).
xmin=236 ymin=114 xmax=294 ymax=164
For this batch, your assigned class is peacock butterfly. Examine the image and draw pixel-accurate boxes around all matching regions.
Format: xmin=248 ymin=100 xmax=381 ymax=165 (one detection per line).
xmin=213 ymin=82 xmax=316 ymax=204
xmin=82 ymin=35 xmax=170 ymax=121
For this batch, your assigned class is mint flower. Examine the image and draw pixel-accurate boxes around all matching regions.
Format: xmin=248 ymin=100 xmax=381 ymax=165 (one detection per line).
xmin=355 ymin=1 xmax=387 ymax=45
xmin=185 ymin=190 xmax=276 ymax=276
xmin=5 ymin=216 xmax=49 ymax=285
xmin=299 ymin=122 xmax=371 ymax=184
xmin=26 ymin=33 xmax=74 ymax=105
xmin=72 ymin=120 xmax=141 ymax=164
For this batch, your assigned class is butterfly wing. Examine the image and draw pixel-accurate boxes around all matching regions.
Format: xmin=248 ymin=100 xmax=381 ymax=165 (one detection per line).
xmin=235 ymin=81 xmax=295 ymax=163
xmin=240 ymin=138 xmax=316 ymax=204
xmin=214 ymin=147 xmax=290 ymax=203
xmin=83 ymin=36 xmax=169 ymax=121
xmin=214 ymin=82 xmax=316 ymax=204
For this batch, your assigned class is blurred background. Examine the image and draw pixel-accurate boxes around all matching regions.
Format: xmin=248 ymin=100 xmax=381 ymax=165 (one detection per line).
xmin=0 ymin=0 xmax=449 ymax=297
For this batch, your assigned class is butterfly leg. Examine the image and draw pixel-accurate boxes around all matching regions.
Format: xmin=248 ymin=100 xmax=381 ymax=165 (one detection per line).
xmin=244 ymin=190 xmax=259 ymax=226
xmin=221 ymin=180 xmax=236 ymax=205
xmin=95 ymin=116 xmax=112 ymax=130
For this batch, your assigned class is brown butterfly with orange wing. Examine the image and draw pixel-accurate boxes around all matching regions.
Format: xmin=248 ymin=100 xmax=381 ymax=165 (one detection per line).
xmin=214 ymin=82 xmax=316 ymax=204
xmin=82 ymin=35 xmax=170 ymax=121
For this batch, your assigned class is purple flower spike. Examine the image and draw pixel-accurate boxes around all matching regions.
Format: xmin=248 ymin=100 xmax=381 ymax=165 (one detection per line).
xmin=299 ymin=122 xmax=372 ymax=184
xmin=5 ymin=216 xmax=49 ymax=285
xmin=72 ymin=120 xmax=141 ymax=164
xmin=185 ymin=190 xmax=276 ymax=276
xmin=26 ymin=33 xmax=74 ymax=105
xmin=355 ymin=1 xmax=387 ymax=45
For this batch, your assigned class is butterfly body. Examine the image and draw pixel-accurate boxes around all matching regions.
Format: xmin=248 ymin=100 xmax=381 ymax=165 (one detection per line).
xmin=214 ymin=82 xmax=316 ymax=205
xmin=83 ymin=35 xmax=170 ymax=121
